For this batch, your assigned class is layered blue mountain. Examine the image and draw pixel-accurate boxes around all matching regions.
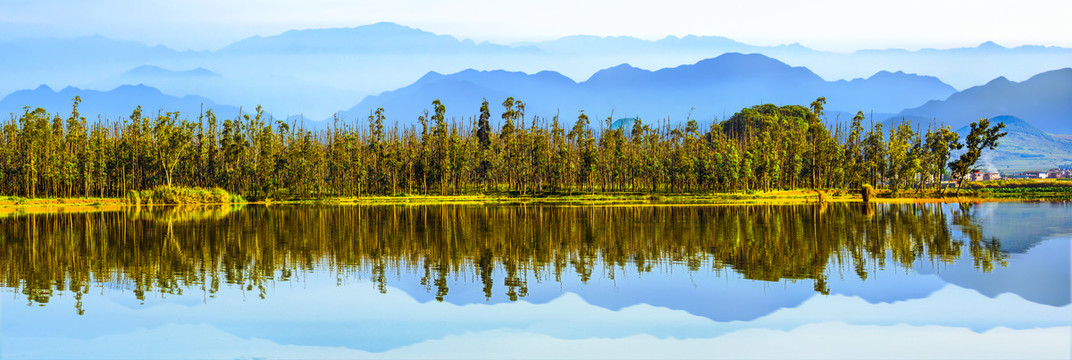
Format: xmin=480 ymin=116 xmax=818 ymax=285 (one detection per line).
xmin=4 ymin=22 xmax=1072 ymax=119
xmin=338 ymin=53 xmax=956 ymax=125
xmin=121 ymin=65 xmax=219 ymax=79
xmin=0 ymin=35 xmax=196 ymax=67
xmin=219 ymin=22 xmax=535 ymax=54
xmin=0 ymin=84 xmax=241 ymax=121
xmin=890 ymin=68 xmax=1072 ymax=134
xmin=522 ymin=34 xmax=811 ymax=55
xmin=855 ymin=41 xmax=1072 ymax=56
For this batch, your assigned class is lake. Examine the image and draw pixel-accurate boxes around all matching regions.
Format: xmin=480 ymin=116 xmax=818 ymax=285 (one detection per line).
xmin=2 ymin=202 xmax=1069 ymax=359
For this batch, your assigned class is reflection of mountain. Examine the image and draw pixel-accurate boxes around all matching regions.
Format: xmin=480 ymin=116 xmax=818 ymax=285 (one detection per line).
xmin=916 ymin=237 xmax=1070 ymax=307
xmin=4 ymin=202 xmax=1062 ymax=323
xmin=339 ymin=53 xmax=955 ymax=126
xmin=955 ymin=202 xmax=1071 ymax=254
xmin=905 ymin=202 xmax=1072 ymax=307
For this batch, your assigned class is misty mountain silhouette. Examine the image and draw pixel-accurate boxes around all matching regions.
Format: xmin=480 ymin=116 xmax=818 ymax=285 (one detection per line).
xmin=121 ymin=65 xmax=220 ymax=79
xmin=338 ymin=53 xmax=955 ymax=125
xmin=219 ymin=22 xmax=536 ymax=54
xmin=3 ymin=22 xmax=1071 ymax=119
xmin=0 ymin=84 xmax=241 ymax=121
xmin=891 ymin=68 xmax=1072 ymax=134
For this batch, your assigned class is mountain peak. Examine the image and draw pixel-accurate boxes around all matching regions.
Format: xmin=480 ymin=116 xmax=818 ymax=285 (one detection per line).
xmin=584 ymin=63 xmax=646 ymax=84
xmin=985 ymin=76 xmax=1012 ymax=86
xmin=978 ymin=41 xmax=1005 ymax=49
xmin=894 ymin=68 xmax=1072 ymax=135
xmin=695 ymin=53 xmax=792 ymax=69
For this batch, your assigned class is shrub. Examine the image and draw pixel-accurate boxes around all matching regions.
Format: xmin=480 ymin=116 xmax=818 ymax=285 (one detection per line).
xmin=861 ymin=184 xmax=874 ymax=203
xmin=137 ymin=186 xmax=243 ymax=205
xmin=126 ymin=190 xmax=141 ymax=204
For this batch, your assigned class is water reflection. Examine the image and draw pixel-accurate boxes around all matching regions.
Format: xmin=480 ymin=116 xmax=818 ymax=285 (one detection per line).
xmin=1 ymin=202 xmax=1034 ymax=312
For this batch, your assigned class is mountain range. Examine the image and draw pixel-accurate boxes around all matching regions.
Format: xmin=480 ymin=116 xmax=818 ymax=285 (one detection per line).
xmin=888 ymin=68 xmax=1072 ymax=134
xmin=2 ymin=22 xmax=1070 ymax=169
xmin=950 ymin=116 xmax=1072 ymax=172
xmin=218 ymin=22 xmax=536 ymax=55
xmin=3 ymin=22 xmax=1072 ymax=119
xmin=0 ymin=84 xmax=241 ymax=121
xmin=339 ymin=53 xmax=955 ymax=124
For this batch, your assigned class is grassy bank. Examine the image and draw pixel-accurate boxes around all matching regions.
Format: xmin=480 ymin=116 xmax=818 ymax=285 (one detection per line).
xmin=305 ymin=190 xmax=861 ymax=206
xmin=0 ymin=186 xmax=243 ymax=217
xmin=1 ymin=180 xmax=1067 ymax=216
xmin=127 ymin=186 xmax=245 ymax=205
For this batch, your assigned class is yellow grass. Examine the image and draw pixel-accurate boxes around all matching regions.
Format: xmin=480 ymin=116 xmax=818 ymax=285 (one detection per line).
xmin=0 ymin=188 xmax=1051 ymax=217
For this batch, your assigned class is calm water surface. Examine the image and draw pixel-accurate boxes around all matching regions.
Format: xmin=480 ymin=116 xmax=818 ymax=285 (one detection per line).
xmin=2 ymin=202 xmax=1070 ymax=359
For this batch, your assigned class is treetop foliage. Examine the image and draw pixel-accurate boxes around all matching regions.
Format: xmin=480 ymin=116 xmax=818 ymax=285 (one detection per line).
xmin=0 ymin=97 xmax=1002 ymax=199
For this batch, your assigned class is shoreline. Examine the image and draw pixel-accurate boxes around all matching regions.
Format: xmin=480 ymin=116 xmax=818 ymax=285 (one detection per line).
xmin=1 ymin=190 xmax=1060 ymax=216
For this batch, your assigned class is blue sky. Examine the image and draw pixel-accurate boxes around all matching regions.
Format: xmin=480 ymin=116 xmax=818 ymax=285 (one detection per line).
xmin=1 ymin=0 xmax=1070 ymax=52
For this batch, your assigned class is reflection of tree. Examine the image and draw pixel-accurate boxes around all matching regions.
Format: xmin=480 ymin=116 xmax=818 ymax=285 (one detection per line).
xmin=951 ymin=203 xmax=1008 ymax=272
xmin=0 ymin=203 xmax=1008 ymax=313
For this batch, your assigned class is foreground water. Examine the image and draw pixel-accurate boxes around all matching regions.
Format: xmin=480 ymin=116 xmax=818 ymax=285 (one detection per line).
xmin=1 ymin=202 xmax=1069 ymax=359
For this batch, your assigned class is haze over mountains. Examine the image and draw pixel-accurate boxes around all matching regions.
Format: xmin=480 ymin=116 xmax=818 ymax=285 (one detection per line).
xmin=3 ymin=22 xmax=1072 ymax=120
xmin=889 ymin=69 xmax=1072 ymax=134
xmin=2 ymin=22 xmax=1070 ymax=169
xmin=339 ymin=53 xmax=955 ymax=124
xmin=0 ymin=84 xmax=241 ymax=121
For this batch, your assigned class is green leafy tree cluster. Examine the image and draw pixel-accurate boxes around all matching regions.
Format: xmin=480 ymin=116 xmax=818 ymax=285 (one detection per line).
xmin=0 ymin=97 xmax=1004 ymax=198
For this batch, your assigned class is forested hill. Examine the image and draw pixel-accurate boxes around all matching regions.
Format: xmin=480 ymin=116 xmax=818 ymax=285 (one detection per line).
xmin=339 ymin=53 xmax=955 ymax=126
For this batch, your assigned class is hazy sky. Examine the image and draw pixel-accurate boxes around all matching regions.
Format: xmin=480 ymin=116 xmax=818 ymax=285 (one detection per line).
xmin=1 ymin=0 xmax=1070 ymax=52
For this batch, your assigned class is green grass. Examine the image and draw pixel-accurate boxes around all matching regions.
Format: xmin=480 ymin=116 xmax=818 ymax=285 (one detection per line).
xmin=4 ymin=180 xmax=1068 ymax=211
xmin=960 ymin=179 xmax=1072 ymax=200
xmin=131 ymin=186 xmax=243 ymax=205
xmin=290 ymin=190 xmax=857 ymax=206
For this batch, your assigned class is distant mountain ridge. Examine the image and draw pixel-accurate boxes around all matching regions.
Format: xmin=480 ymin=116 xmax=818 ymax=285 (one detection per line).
xmin=338 ymin=53 xmax=955 ymax=125
xmin=890 ymin=68 xmax=1072 ymax=134
xmin=219 ymin=22 xmax=536 ymax=54
xmin=521 ymin=33 xmax=811 ymax=55
xmin=3 ymin=22 xmax=1072 ymax=119
xmin=950 ymin=115 xmax=1072 ymax=172
xmin=854 ymin=41 xmax=1072 ymax=56
xmin=0 ymin=84 xmax=241 ymax=121
xmin=121 ymin=65 xmax=220 ymax=78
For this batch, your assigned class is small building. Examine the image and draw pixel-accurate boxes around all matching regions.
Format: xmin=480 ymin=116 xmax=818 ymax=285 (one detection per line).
xmin=969 ymin=170 xmax=1001 ymax=181
xmin=1016 ymin=171 xmax=1047 ymax=179
xmin=1046 ymin=168 xmax=1069 ymax=179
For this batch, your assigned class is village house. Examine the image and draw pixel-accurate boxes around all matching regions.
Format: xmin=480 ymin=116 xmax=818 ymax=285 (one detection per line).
xmin=1046 ymin=168 xmax=1072 ymax=179
xmin=968 ymin=170 xmax=1001 ymax=181
xmin=1011 ymin=171 xmax=1047 ymax=179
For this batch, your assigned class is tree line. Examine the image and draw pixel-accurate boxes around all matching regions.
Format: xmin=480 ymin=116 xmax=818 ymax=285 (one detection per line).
xmin=0 ymin=96 xmax=1005 ymax=199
